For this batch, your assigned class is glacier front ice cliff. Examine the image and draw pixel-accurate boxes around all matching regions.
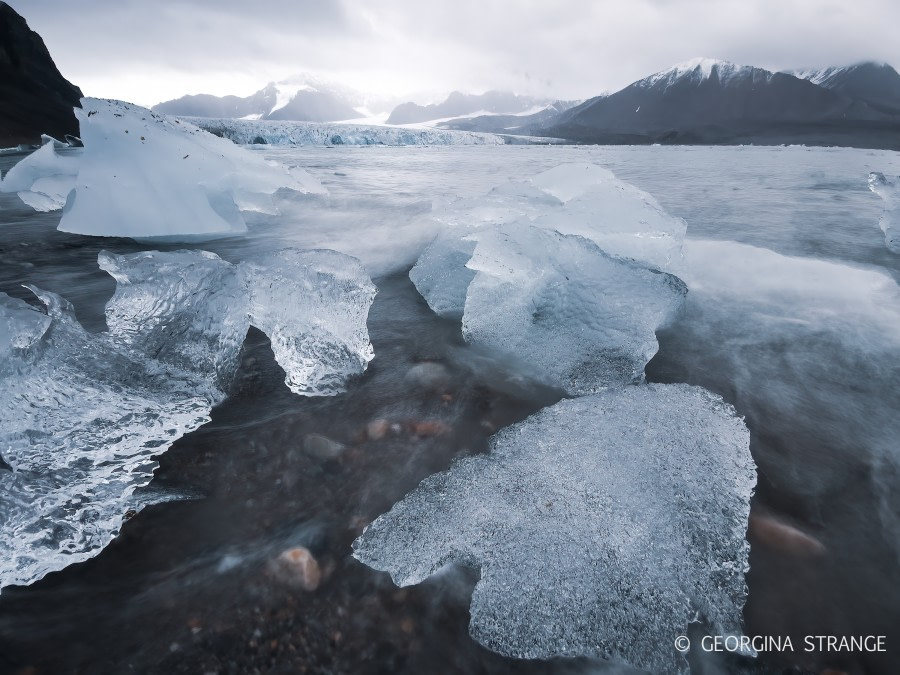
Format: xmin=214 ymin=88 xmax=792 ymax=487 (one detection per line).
xmin=0 ymin=247 xmax=375 ymax=591
xmin=353 ymin=383 xmax=756 ymax=674
xmin=190 ymin=117 xmax=507 ymax=147
xmin=0 ymin=98 xmax=326 ymax=239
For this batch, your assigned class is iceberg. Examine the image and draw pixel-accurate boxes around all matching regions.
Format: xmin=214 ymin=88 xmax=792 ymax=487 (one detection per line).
xmin=0 ymin=247 xmax=375 ymax=591
xmin=191 ymin=117 xmax=506 ymax=146
xmin=868 ymin=172 xmax=899 ymax=253
xmin=353 ymin=383 xmax=756 ymax=674
xmin=463 ymin=225 xmax=686 ymax=394
xmin=1 ymin=99 xmax=326 ymax=239
xmin=0 ymin=137 xmax=80 ymax=211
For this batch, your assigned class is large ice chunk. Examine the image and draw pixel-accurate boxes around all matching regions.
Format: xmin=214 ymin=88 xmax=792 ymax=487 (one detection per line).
xmin=2 ymin=98 xmax=326 ymax=238
xmin=242 ymin=248 xmax=376 ymax=396
xmin=0 ymin=247 xmax=375 ymax=591
xmin=0 ymin=138 xmax=80 ymax=211
xmin=868 ymin=172 xmax=899 ymax=253
xmin=410 ymin=163 xmax=687 ymax=321
xmin=99 ymin=247 xmax=376 ymax=397
xmin=353 ymin=383 xmax=756 ymax=674
xmin=0 ymin=287 xmax=215 ymax=591
xmin=459 ymin=225 xmax=686 ymax=394
xmin=98 ymin=250 xmax=249 ymax=394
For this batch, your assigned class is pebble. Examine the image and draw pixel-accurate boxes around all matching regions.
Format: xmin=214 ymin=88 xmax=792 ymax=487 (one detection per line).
xmin=366 ymin=419 xmax=390 ymax=441
xmin=302 ymin=434 xmax=346 ymax=461
xmin=748 ymin=511 xmax=826 ymax=557
xmin=404 ymin=361 xmax=452 ymax=391
xmin=269 ymin=547 xmax=322 ymax=591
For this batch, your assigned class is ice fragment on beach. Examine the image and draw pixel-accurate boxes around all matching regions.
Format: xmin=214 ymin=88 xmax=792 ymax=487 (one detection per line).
xmin=868 ymin=172 xmax=900 ymax=253
xmin=242 ymin=248 xmax=376 ymax=396
xmin=353 ymin=383 xmax=756 ymax=674
xmin=0 ymin=247 xmax=375 ymax=591
xmin=463 ymin=225 xmax=686 ymax=394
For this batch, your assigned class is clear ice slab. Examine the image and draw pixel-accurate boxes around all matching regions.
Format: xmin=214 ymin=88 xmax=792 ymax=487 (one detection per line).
xmin=0 ymin=247 xmax=375 ymax=591
xmin=353 ymin=383 xmax=756 ymax=674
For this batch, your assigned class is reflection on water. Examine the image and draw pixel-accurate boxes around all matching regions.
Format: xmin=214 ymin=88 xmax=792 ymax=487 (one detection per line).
xmin=0 ymin=145 xmax=898 ymax=673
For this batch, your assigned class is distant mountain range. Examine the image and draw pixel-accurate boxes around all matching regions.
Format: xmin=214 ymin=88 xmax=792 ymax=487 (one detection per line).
xmin=3 ymin=4 xmax=900 ymax=154
xmin=0 ymin=2 xmax=82 ymax=146
xmin=543 ymin=58 xmax=900 ymax=148
xmin=153 ymin=78 xmax=364 ymax=123
xmin=385 ymin=91 xmax=551 ymax=125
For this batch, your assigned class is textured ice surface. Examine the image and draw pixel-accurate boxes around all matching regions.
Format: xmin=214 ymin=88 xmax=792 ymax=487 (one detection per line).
xmin=354 ymin=383 xmax=756 ymax=674
xmin=407 ymin=230 xmax=477 ymax=319
xmin=242 ymin=248 xmax=376 ymax=396
xmin=191 ymin=117 xmax=506 ymax=146
xmin=0 ymin=138 xmax=80 ymax=211
xmin=464 ymin=226 xmax=686 ymax=394
xmin=0 ymin=287 xmax=214 ymax=591
xmin=868 ymin=172 xmax=899 ymax=253
xmin=2 ymin=98 xmax=326 ymax=238
xmin=411 ymin=162 xmax=687 ymax=321
xmin=0 ymin=247 xmax=375 ymax=591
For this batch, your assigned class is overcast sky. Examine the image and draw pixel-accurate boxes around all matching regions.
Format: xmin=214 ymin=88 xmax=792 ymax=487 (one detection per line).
xmin=15 ymin=0 xmax=900 ymax=108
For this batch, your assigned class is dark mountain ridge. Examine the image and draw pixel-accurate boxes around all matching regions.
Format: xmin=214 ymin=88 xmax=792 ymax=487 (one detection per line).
xmin=0 ymin=1 xmax=82 ymax=146
xmin=545 ymin=59 xmax=900 ymax=149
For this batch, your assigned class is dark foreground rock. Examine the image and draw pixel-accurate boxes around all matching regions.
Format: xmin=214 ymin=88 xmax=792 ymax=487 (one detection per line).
xmin=0 ymin=2 xmax=81 ymax=146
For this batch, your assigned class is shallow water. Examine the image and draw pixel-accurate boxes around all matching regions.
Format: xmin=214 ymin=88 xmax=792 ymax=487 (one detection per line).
xmin=0 ymin=145 xmax=898 ymax=674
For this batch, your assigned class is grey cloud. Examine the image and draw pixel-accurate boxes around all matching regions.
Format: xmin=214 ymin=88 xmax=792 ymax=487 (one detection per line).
xmin=11 ymin=0 xmax=900 ymax=105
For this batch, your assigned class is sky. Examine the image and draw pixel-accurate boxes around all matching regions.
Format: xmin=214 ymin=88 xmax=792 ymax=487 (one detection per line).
xmin=15 ymin=0 xmax=900 ymax=108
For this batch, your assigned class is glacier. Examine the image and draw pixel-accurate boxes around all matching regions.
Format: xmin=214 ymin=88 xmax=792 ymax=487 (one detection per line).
xmin=868 ymin=172 xmax=899 ymax=253
xmin=0 ymin=99 xmax=325 ymax=239
xmin=0 ymin=247 xmax=375 ymax=591
xmin=353 ymin=383 xmax=756 ymax=674
xmin=189 ymin=117 xmax=507 ymax=146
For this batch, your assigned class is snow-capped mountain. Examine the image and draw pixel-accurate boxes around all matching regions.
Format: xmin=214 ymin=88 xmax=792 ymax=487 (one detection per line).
xmin=0 ymin=2 xmax=82 ymax=146
xmin=153 ymin=76 xmax=363 ymax=123
xmin=386 ymin=91 xmax=551 ymax=125
xmin=792 ymin=61 xmax=900 ymax=114
xmin=438 ymin=100 xmax=582 ymax=134
xmin=547 ymin=58 xmax=899 ymax=147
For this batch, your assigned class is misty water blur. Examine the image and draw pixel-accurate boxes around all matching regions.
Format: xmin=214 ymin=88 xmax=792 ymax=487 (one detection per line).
xmin=0 ymin=145 xmax=898 ymax=673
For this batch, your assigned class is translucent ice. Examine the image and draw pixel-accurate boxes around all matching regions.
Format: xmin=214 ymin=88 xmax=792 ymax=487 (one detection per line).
xmin=0 ymin=138 xmax=80 ymax=211
xmin=100 ymin=248 xmax=376 ymax=397
xmin=463 ymin=226 xmax=686 ymax=394
xmin=868 ymin=172 xmax=899 ymax=253
xmin=407 ymin=230 xmax=477 ymax=319
xmin=242 ymin=248 xmax=376 ymax=396
xmin=0 ymin=287 xmax=215 ymax=591
xmin=410 ymin=163 xmax=687 ymax=322
xmin=0 ymin=247 xmax=375 ymax=591
xmin=354 ymin=383 xmax=756 ymax=674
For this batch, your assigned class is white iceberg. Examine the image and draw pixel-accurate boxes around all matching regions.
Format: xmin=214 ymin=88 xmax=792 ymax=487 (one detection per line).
xmin=868 ymin=172 xmax=899 ymax=253
xmin=462 ymin=225 xmax=686 ymax=394
xmin=0 ymin=246 xmax=375 ymax=591
xmin=353 ymin=383 xmax=756 ymax=674
xmin=1 ymin=98 xmax=326 ymax=239
xmin=0 ymin=138 xmax=80 ymax=211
